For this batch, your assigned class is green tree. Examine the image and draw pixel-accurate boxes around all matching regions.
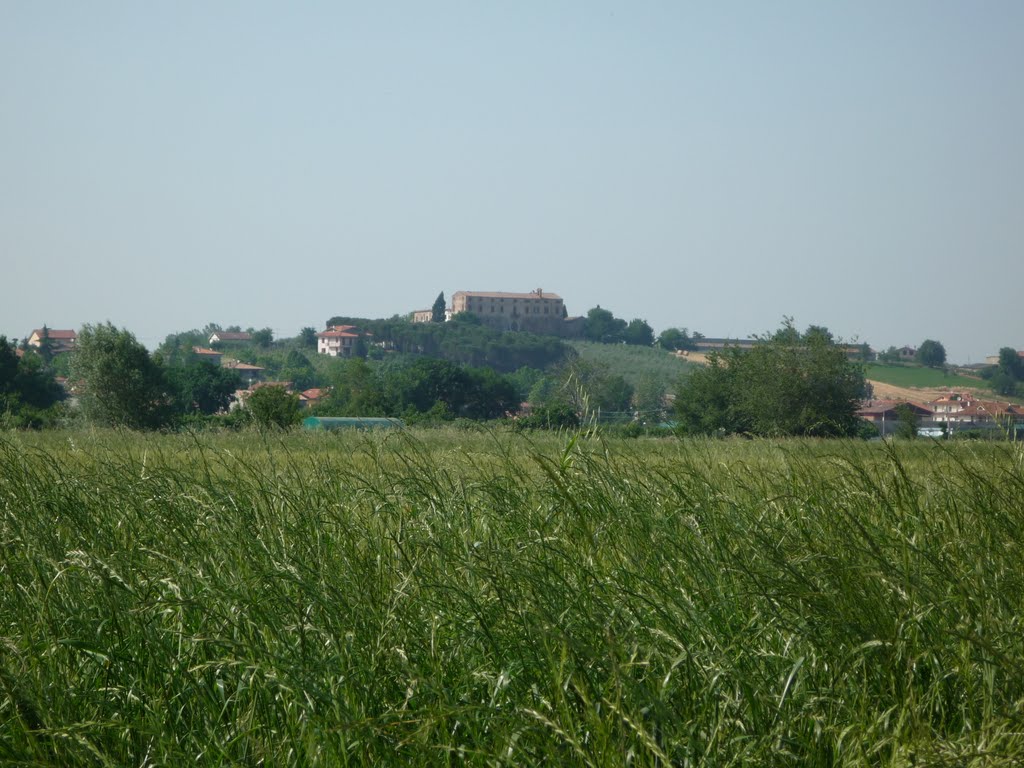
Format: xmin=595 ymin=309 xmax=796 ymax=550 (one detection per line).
xmin=675 ymin=319 xmax=866 ymax=437
xmin=299 ymin=327 xmax=318 ymax=349
xmin=251 ymin=327 xmax=274 ymax=348
xmin=36 ymin=325 xmax=54 ymax=364
xmin=431 ymin=292 xmax=446 ymax=323
xmin=583 ymin=306 xmax=627 ymax=343
xmin=894 ymin=403 xmax=919 ymax=440
xmin=166 ymin=362 xmax=241 ymax=415
xmin=916 ymin=339 xmax=946 ymax=368
xmin=72 ymin=323 xmax=171 ymax=429
xmin=658 ymin=327 xmax=696 ymax=351
xmin=622 ymin=318 xmax=655 ymax=346
xmin=247 ymin=385 xmax=301 ymax=429
xmin=280 ymin=349 xmax=316 ymax=390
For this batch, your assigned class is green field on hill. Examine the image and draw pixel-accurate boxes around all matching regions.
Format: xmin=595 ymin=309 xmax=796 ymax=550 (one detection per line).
xmin=2 ymin=428 xmax=1023 ymax=765
xmin=865 ymin=362 xmax=983 ymax=390
xmin=569 ymin=340 xmax=695 ymax=386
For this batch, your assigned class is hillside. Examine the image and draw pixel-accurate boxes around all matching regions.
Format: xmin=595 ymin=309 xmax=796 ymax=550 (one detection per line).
xmin=569 ymin=341 xmax=696 ymax=387
xmin=864 ymin=363 xmax=982 ymax=390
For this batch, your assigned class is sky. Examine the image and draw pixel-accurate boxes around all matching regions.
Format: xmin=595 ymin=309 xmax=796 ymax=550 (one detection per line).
xmin=2 ymin=2 xmax=1021 ymax=363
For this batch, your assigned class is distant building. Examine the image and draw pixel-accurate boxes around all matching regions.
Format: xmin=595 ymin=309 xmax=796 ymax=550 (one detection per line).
xmin=27 ymin=328 xmax=77 ymax=354
xmin=317 ymin=325 xmax=370 ymax=357
xmin=451 ymin=288 xmax=569 ymax=334
xmin=222 ymin=359 xmax=264 ymax=386
xmin=192 ymin=347 xmax=223 ymax=366
xmin=209 ymin=331 xmax=252 ymax=345
xmin=411 ymin=310 xmax=434 ymax=323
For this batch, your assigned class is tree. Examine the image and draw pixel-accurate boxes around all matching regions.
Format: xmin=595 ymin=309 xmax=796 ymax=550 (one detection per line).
xmin=247 ymin=385 xmax=301 ymax=429
xmin=72 ymin=323 xmax=171 ymax=429
xmin=431 ymin=292 xmax=446 ymax=323
xmin=36 ymin=325 xmax=54 ymax=364
xmin=916 ymin=340 xmax=946 ymax=368
xmin=622 ymin=318 xmax=655 ymax=346
xmin=990 ymin=347 xmax=1024 ymax=396
xmin=675 ymin=319 xmax=866 ymax=437
xmin=166 ymin=362 xmax=241 ymax=415
xmin=658 ymin=327 xmax=696 ymax=352
xmin=299 ymin=327 xmax=318 ymax=349
xmin=583 ymin=306 xmax=627 ymax=343
xmin=894 ymin=403 xmax=919 ymax=440
xmin=251 ymin=327 xmax=274 ymax=348
xmin=280 ymin=349 xmax=316 ymax=390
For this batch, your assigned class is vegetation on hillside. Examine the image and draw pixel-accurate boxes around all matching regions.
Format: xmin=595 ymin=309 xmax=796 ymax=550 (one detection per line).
xmin=865 ymin=363 xmax=983 ymax=390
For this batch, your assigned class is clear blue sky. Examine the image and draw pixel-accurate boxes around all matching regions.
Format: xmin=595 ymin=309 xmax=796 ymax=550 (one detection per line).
xmin=2 ymin=2 xmax=1021 ymax=363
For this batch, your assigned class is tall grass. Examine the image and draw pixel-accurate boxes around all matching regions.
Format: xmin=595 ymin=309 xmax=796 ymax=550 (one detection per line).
xmin=1 ymin=429 xmax=1023 ymax=765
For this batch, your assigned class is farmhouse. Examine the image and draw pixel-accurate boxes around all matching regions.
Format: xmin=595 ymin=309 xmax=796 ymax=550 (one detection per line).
xmin=317 ymin=325 xmax=371 ymax=357
xmin=27 ymin=328 xmax=77 ymax=354
xmin=209 ymin=331 xmax=252 ymax=345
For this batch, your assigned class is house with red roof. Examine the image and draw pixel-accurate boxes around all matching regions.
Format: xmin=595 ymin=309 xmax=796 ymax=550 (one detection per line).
xmin=317 ymin=325 xmax=370 ymax=358
xmin=27 ymin=328 xmax=77 ymax=354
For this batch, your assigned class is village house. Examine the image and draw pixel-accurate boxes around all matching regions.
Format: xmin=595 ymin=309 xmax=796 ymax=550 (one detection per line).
xmin=317 ymin=325 xmax=370 ymax=357
xmin=855 ymin=399 xmax=934 ymax=436
xmin=27 ymin=328 xmax=77 ymax=354
xmin=209 ymin=331 xmax=252 ymax=345
xmin=222 ymin=359 xmax=264 ymax=386
xmin=924 ymin=393 xmax=1024 ymax=427
xmin=192 ymin=347 xmax=223 ymax=366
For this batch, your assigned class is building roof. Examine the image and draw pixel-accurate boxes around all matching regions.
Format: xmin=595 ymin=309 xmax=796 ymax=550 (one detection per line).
xmin=454 ymin=290 xmax=562 ymax=300
xmin=301 ymin=387 xmax=330 ymax=400
xmin=192 ymin=346 xmax=222 ymax=356
xmin=318 ymin=325 xmax=371 ymax=338
xmin=30 ymin=328 xmax=77 ymax=340
xmin=957 ymin=402 xmax=1024 ymax=418
xmin=856 ymin=399 xmax=933 ymax=417
xmin=211 ymin=331 xmax=252 ymax=341
xmin=223 ymin=360 xmax=264 ymax=371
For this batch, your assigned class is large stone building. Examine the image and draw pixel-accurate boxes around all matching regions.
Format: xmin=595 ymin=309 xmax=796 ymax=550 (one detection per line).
xmin=450 ymin=289 xmax=568 ymax=334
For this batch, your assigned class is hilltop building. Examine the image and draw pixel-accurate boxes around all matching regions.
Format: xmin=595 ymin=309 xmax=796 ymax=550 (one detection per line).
xmin=449 ymin=289 xmax=572 ymax=335
xmin=27 ymin=328 xmax=77 ymax=354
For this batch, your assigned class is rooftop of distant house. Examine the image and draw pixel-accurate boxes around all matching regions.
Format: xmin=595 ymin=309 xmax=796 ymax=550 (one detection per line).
xmin=30 ymin=328 xmax=78 ymax=340
xmin=210 ymin=331 xmax=252 ymax=341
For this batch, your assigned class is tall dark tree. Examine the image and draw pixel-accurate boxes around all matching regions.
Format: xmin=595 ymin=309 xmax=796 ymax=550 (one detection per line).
xmin=251 ymin=327 xmax=274 ymax=348
xmin=166 ymin=362 xmax=241 ymax=415
xmin=299 ymin=327 xmax=318 ymax=349
xmin=583 ymin=306 xmax=627 ymax=343
xmin=431 ymin=292 xmax=447 ymax=323
xmin=622 ymin=318 xmax=655 ymax=346
xmin=916 ymin=340 xmax=946 ymax=368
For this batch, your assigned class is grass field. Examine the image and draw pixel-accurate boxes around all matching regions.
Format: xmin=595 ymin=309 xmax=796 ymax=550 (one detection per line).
xmin=865 ymin=363 xmax=984 ymax=390
xmin=2 ymin=428 xmax=1024 ymax=765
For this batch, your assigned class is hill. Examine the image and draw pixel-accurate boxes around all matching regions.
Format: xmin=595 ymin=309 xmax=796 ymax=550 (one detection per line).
xmin=569 ymin=341 xmax=696 ymax=387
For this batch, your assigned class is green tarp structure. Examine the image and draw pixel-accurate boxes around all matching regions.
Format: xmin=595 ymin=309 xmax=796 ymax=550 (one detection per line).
xmin=302 ymin=416 xmax=404 ymax=431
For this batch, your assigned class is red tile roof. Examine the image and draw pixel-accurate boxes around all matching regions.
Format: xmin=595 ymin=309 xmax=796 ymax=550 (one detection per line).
xmin=31 ymin=329 xmax=77 ymax=340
